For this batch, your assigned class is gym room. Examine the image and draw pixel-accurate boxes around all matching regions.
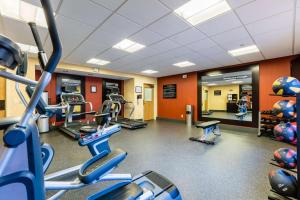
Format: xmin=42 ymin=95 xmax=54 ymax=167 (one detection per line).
xmin=0 ymin=0 xmax=299 ymax=199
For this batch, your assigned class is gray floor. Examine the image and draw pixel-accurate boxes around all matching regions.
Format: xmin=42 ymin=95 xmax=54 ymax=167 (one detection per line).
xmin=203 ymin=111 xmax=252 ymax=121
xmin=41 ymin=120 xmax=292 ymax=200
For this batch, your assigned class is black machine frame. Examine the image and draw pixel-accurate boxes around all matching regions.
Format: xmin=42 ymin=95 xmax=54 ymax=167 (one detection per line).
xmin=197 ymin=64 xmax=260 ymax=128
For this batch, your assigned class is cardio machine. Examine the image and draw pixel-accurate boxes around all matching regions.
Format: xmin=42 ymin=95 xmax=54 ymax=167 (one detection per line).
xmin=235 ymin=95 xmax=248 ymax=121
xmin=109 ymin=93 xmax=147 ymax=129
xmin=59 ymin=92 xmax=97 ymax=139
xmin=0 ymin=1 xmax=182 ymax=199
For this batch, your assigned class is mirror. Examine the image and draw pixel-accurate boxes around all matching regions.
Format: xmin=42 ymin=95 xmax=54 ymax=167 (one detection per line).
xmin=201 ymin=70 xmax=253 ymax=122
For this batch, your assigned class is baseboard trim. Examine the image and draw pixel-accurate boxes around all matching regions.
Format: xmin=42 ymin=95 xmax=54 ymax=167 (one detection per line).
xmin=156 ymin=117 xmax=186 ymax=124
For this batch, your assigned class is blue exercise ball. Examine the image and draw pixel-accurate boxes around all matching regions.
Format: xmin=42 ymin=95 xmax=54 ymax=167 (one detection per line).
xmin=272 ymin=77 xmax=300 ymax=96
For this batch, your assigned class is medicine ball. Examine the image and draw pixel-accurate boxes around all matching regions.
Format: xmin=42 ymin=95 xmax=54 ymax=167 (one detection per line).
xmin=269 ymin=169 xmax=298 ymax=197
xmin=273 ymin=100 xmax=296 ymax=119
xmin=272 ymin=77 xmax=300 ymax=96
xmin=274 ymin=148 xmax=297 ymax=169
xmin=274 ymin=123 xmax=296 ymax=143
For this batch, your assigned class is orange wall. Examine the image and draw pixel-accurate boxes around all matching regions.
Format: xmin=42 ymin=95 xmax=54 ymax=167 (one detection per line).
xmin=157 ymin=56 xmax=297 ymax=121
xmin=85 ymin=76 xmax=102 ymax=113
xmin=259 ymin=56 xmax=294 ymax=111
xmin=157 ymin=72 xmax=198 ymax=121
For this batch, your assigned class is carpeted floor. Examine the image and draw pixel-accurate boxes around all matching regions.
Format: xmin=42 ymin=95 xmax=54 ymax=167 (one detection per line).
xmin=41 ymin=120 xmax=293 ymax=200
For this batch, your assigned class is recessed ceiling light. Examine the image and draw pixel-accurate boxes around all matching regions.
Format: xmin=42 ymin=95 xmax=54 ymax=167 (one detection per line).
xmin=174 ymin=0 xmax=231 ymax=26
xmin=232 ymin=81 xmax=243 ymax=84
xmin=207 ymin=83 xmax=217 ymax=86
xmin=208 ymin=72 xmax=222 ymax=77
xmin=141 ymin=70 xmax=158 ymax=74
xmin=228 ymin=45 xmax=260 ymax=57
xmin=113 ymin=39 xmax=145 ymax=53
xmin=87 ymin=58 xmax=110 ymax=66
xmin=0 ymin=0 xmax=47 ymax=28
xmin=173 ymin=61 xmax=195 ymax=67
xmin=17 ymin=42 xmax=38 ymax=53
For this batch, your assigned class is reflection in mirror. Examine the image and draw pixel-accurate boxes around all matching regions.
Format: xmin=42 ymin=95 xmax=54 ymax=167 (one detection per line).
xmin=201 ymin=70 xmax=253 ymax=122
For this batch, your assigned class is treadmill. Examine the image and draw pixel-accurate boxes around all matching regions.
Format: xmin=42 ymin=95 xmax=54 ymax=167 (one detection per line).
xmin=109 ymin=94 xmax=147 ymax=129
xmin=59 ymin=92 xmax=96 ymax=139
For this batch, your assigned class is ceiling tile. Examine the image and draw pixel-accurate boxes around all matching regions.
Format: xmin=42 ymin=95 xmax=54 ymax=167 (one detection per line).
xmin=59 ymin=0 xmax=111 ymax=27
xmin=2 ymin=17 xmax=48 ymax=46
xmin=197 ymin=46 xmax=226 ymax=58
xmin=253 ymin=29 xmax=293 ymax=59
xmin=90 ymin=0 xmax=126 ymax=11
xmin=211 ymin=27 xmax=252 ymax=50
xmin=97 ymin=13 xmax=142 ymax=39
xmin=210 ymin=52 xmax=240 ymax=66
xmin=148 ymin=13 xmax=190 ymax=37
xmin=23 ymin=0 xmax=61 ymax=11
xmin=98 ymin=48 xmax=129 ymax=61
xmin=186 ymin=38 xmax=216 ymax=52
xmin=150 ymin=39 xmax=180 ymax=53
xmin=117 ymin=0 xmax=170 ymax=26
xmin=226 ymin=0 xmax=255 ymax=9
xmin=170 ymin=28 xmax=206 ymax=45
xmin=294 ymin=8 xmax=300 ymax=54
xmin=45 ymin=14 xmax=94 ymax=58
xmin=235 ymin=0 xmax=295 ymax=24
xmin=129 ymin=29 xmax=163 ymax=45
xmin=135 ymin=47 xmax=159 ymax=58
xmin=64 ymin=39 xmax=110 ymax=64
xmin=196 ymin=11 xmax=242 ymax=36
xmin=246 ymin=11 xmax=294 ymax=36
xmin=158 ymin=0 xmax=189 ymax=10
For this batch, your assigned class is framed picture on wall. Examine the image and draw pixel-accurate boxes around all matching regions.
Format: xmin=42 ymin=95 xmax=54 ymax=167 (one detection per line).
xmin=163 ymin=84 xmax=176 ymax=98
xmin=214 ymin=90 xmax=221 ymax=96
xmin=91 ymin=86 xmax=97 ymax=93
xmin=135 ymin=86 xmax=142 ymax=93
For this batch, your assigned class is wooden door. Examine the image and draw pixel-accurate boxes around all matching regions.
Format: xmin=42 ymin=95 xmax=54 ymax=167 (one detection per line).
xmin=0 ymin=76 xmax=5 ymax=118
xmin=143 ymin=84 xmax=154 ymax=120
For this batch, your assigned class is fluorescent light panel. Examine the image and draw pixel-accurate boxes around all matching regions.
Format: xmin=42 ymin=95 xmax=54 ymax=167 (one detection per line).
xmin=228 ymin=45 xmax=260 ymax=57
xmin=17 ymin=42 xmax=38 ymax=53
xmin=207 ymin=83 xmax=217 ymax=86
xmin=232 ymin=81 xmax=243 ymax=84
xmin=173 ymin=61 xmax=195 ymax=68
xmin=113 ymin=39 xmax=145 ymax=53
xmin=208 ymin=73 xmax=222 ymax=77
xmin=141 ymin=70 xmax=158 ymax=74
xmin=174 ymin=0 xmax=231 ymax=26
xmin=87 ymin=58 xmax=110 ymax=66
xmin=0 ymin=0 xmax=47 ymax=28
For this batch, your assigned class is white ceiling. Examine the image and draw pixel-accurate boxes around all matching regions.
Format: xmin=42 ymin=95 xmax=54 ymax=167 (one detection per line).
xmin=0 ymin=0 xmax=299 ymax=77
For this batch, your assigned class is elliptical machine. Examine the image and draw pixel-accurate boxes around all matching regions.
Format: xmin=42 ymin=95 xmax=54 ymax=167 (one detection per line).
xmin=0 ymin=1 xmax=182 ymax=199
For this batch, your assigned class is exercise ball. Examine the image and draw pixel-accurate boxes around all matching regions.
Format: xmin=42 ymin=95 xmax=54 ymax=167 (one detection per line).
xmin=273 ymin=100 xmax=296 ymax=119
xmin=274 ymin=123 xmax=297 ymax=143
xmin=274 ymin=148 xmax=297 ymax=169
xmin=269 ymin=169 xmax=298 ymax=197
xmin=272 ymin=77 xmax=300 ymax=96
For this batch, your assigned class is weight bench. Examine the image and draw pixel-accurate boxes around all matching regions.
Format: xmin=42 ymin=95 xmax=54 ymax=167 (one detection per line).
xmin=235 ymin=112 xmax=247 ymax=121
xmin=189 ymin=120 xmax=221 ymax=145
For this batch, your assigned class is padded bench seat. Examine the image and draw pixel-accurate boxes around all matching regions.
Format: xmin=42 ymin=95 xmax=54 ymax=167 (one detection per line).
xmin=196 ymin=120 xmax=220 ymax=128
xmin=0 ymin=117 xmax=20 ymax=130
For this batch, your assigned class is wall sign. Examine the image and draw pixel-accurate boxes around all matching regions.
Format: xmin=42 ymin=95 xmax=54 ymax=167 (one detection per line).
xmin=163 ymin=84 xmax=176 ymax=99
xmin=214 ymin=90 xmax=221 ymax=96
xmin=91 ymin=86 xmax=97 ymax=93
xmin=135 ymin=86 xmax=142 ymax=93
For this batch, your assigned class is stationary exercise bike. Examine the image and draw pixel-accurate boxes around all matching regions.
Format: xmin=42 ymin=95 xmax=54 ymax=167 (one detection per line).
xmin=0 ymin=1 xmax=182 ymax=199
xmin=235 ymin=95 xmax=248 ymax=120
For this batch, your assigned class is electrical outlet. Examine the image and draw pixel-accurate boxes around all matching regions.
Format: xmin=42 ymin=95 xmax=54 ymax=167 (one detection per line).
xmin=181 ymin=114 xmax=183 ymax=118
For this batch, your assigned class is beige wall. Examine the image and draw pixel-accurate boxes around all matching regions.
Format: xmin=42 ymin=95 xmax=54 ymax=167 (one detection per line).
xmin=5 ymin=58 xmax=36 ymax=117
xmin=5 ymin=58 xmax=158 ymax=120
xmin=207 ymin=84 xmax=240 ymax=111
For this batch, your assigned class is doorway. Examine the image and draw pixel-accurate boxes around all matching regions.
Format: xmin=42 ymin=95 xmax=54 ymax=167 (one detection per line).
xmin=143 ymin=84 xmax=154 ymax=121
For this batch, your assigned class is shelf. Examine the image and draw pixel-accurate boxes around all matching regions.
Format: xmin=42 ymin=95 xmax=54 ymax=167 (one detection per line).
xmin=268 ymin=190 xmax=297 ymax=200
xmin=269 ymin=159 xmax=297 ymax=174
xmin=269 ymin=94 xmax=297 ymax=97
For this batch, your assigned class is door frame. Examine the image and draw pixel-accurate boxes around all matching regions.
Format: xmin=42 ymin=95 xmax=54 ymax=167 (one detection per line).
xmin=143 ymin=83 xmax=154 ymax=120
